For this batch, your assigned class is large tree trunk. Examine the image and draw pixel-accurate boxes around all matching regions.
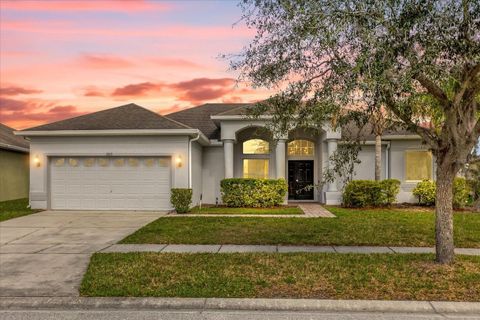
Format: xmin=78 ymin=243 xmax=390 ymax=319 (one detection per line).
xmin=435 ymin=159 xmax=456 ymax=264
xmin=375 ymin=134 xmax=382 ymax=181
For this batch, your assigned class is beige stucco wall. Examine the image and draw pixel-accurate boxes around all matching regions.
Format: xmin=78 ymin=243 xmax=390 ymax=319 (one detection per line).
xmin=0 ymin=149 xmax=29 ymax=202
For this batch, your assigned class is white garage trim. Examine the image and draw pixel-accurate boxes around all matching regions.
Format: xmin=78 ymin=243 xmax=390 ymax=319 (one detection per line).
xmin=48 ymin=156 xmax=173 ymax=211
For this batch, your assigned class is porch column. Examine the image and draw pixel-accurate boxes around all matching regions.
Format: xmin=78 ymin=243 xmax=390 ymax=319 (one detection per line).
xmin=275 ymin=139 xmax=287 ymax=179
xmin=326 ymin=138 xmax=338 ymax=192
xmin=223 ymin=139 xmax=234 ymax=178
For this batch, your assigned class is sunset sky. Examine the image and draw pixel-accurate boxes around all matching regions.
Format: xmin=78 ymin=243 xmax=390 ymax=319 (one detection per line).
xmin=0 ymin=0 xmax=271 ymax=129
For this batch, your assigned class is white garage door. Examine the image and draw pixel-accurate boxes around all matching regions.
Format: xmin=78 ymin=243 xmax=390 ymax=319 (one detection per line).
xmin=50 ymin=156 xmax=171 ymax=210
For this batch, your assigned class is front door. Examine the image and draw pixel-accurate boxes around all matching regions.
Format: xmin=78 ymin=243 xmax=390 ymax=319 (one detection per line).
xmin=288 ymin=160 xmax=314 ymax=200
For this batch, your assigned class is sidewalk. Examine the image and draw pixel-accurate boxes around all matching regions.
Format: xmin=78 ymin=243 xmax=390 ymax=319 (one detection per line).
xmin=101 ymin=244 xmax=480 ymax=255
xmin=1 ymin=297 xmax=479 ymax=316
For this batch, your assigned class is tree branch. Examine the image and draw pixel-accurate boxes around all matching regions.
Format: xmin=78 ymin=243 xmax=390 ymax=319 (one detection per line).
xmin=413 ymin=73 xmax=451 ymax=108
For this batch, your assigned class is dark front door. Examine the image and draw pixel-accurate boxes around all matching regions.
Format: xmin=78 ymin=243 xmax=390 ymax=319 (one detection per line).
xmin=288 ymin=160 xmax=314 ymax=200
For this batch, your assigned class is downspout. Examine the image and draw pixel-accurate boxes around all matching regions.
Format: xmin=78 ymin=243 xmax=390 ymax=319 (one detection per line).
xmin=385 ymin=141 xmax=391 ymax=179
xmin=188 ymin=131 xmax=201 ymax=189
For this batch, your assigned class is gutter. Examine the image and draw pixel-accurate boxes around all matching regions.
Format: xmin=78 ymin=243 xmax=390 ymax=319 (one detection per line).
xmin=0 ymin=143 xmax=29 ymax=153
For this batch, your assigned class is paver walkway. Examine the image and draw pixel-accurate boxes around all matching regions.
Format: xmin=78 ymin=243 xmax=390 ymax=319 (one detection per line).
xmin=102 ymin=244 xmax=480 ymax=255
xmin=167 ymin=203 xmax=336 ymax=218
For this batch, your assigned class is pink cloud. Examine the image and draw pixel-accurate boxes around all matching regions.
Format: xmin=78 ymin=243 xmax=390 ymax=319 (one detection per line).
xmin=149 ymin=58 xmax=205 ymax=69
xmin=171 ymin=78 xmax=236 ymax=103
xmin=112 ymin=82 xmax=164 ymax=96
xmin=77 ymin=54 xmax=134 ymax=69
xmin=0 ymin=97 xmax=84 ymax=129
xmin=0 ymin=85 xmax=42 ymax=96
xmin=0 ymin=0 xmax=171 ymax=12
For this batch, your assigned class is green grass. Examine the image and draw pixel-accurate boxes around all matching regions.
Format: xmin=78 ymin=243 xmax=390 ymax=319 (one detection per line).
xmin=80 ymin=252 xmax=480 ymax=301
xmin=189 ymin=206 xmax=303 ymax=215
xmin=0 ymin=198 xmax=40 ymax=222
xmin=121 ymin=207 xmax=480 ymax=248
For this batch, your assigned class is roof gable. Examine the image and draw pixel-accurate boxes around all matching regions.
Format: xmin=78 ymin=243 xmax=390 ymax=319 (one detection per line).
xmin=166 ymin=103 xmax=251 ymax=139
xmin=22 ymin=103 xmax=190 ymax=131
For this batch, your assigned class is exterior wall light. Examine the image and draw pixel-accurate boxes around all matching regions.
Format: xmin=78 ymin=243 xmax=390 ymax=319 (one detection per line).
xmin=175 ymin=155 xmax=183 ymax=168
xmin=33 ymin=155 xmax=41 ymax=167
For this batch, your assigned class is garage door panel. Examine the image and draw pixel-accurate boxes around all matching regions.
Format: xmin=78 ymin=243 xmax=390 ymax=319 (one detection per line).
xmin=50 ymin=156 xmax=171 ymax=210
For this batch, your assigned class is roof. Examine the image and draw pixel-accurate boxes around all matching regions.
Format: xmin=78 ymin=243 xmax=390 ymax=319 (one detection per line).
xmin=167 ymin=103 xmax=252 ymax=139
xmin=0 ymin=123 xmax=29 ymax=152
xmin=22 ymin=103 xmax=191 ymax=131
xmin=341 ymin=121 xmax=413 ymax=141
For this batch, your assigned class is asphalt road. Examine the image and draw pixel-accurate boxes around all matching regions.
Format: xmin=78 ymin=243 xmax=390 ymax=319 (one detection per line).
xmin=0 ymin=310 xmax=479 ymax=320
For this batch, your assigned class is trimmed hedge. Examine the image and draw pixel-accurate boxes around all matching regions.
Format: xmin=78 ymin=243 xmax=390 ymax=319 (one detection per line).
xmin=221 ymin=178 xmax=288 ymax=208
xmin=412 ymin=178 xmax=471 ymax=208
xmin=342 ymin=179 xmax=401 ymax=208
xmin=170 ymin=188 xmax=192 ymax=213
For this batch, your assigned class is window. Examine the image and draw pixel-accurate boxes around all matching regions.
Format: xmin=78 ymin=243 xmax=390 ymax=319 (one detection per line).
xmin=113 ymin=158 xmax=125 ymax=167
xmin=68 ymin=158 xmax=79 ymax=167
xmin=243 ymin=159 xmax=269 ymax=179
xmin=288 ymin=140 xmax=314 ymax=156
xmin=54 ymin=158 xmax=65 ymax=167
xmin=243 ymin=139 xmax=269 ymax=154
xmin=128 ymin=158 xmax=139 ymax=167
xmin=84 ymin=158 xmax=95 ymax=167
xmin=405 ymin=150 xmax=432 ymax=181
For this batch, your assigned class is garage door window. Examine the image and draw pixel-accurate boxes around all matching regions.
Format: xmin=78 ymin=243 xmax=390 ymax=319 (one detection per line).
xmin=159 ymin=158 xmax=169 ymax=167
xmin=68 ymin=158 xmax=79 ymax=167
xmin=54 ymin=158 xmax=65 ymax=167
xmin=128 ymin=158 xmax=139 ymax=167
xmin=98 ymin=158 xmax=109 ymax=167
xmin=145 ymin=158 xmax=155 ymax=167
xmin=113 ymin=158 xmax=125 ymax=167
xmin=84 ymin=158 xmax=95 ymax=167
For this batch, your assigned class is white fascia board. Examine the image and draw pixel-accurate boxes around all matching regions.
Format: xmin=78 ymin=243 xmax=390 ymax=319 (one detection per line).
xmin=15 ymin=129 xmax=211 ymax=145
xmin=210 ymin=115 xmax=273 ymax=120
xmin=382 ymin=135 xmax=421 ymax=140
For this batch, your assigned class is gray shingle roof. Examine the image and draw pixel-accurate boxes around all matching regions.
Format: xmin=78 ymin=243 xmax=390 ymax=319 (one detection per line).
xmin=167 ymin=103 xmax=251 ymax=139
xmin=341 ymin=121 xmax=413 ymax=141
xmin=22 ymin=103 xmax=191 ymax=131
xmin=0 ymin=123 xmax=29 ymax=152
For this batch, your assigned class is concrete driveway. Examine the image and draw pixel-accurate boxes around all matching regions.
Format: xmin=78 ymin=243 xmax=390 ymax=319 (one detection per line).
xmin=0 ymin=210 xmax=165 ymax=297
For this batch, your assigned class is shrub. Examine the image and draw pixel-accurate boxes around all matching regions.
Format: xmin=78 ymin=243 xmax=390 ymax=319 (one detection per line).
xmin=342 ymin=179 xmax=400 ymax=208
xmin=453 ymin=177 xmax=470 ymax=208
xmin=412 ymin=180 xmax=436 ymax=206
xmin=380 ymin=179 xmax=401 ymax=205
xmin=412 ymin=178 xmax=471 ymax=208
xmin=170 ymin=188 xmax=192 ymax=213
xmin=221 ymin=178 xmax=288 ymax=208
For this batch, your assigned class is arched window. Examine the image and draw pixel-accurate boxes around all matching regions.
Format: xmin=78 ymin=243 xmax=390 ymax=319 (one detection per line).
xmin=243 ymin=139 xmax=270 ymax=154
xmin=288 ymin=140 xmax=314 ymax=156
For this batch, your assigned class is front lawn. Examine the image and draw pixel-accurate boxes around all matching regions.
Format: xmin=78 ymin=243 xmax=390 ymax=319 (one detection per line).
xmin=0 ymin=198 xmax=40 ymax=222
xmin=121 ymin=207 xmax=480 ymax=247
xmin=189 ymin=205 xmax=303 ymax=215
xmin=80 ymin=252 xmax=480 ymax=301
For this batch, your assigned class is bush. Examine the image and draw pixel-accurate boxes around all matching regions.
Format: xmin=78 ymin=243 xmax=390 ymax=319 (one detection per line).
xmin=221 ymin=178 xmax=288 ymax=208
xmin=453 ymin=177 xmax=470 ymax=208
xmin=342 ymin=179 xmax=400 ymax=208
xmin=412 ymin=178 xmax=471 ymax=208
xmin=412 ymin=180 xmax=436 ymax=206
xmin=170 ymin=188 xmax=192 ymax=213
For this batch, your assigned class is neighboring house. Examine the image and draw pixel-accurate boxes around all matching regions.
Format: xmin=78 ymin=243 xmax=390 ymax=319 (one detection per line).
xmin=1 ymin=123 xmax=30 ymax=202
xmin=16 ymin=103 xmax=433 ymax=210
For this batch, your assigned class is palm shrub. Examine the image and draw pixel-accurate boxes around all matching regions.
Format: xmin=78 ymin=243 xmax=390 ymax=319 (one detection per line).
xmin=170 ymin=188 xmax=192 ymax=213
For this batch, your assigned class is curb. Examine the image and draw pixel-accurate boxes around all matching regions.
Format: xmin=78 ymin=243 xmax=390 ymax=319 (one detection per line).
xmin=1 ymin=297 xmax=479 ymax=315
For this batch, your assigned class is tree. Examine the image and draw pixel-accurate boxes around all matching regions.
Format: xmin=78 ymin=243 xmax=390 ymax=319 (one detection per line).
xmin=232 ymin=0 xmax=480 ymax=263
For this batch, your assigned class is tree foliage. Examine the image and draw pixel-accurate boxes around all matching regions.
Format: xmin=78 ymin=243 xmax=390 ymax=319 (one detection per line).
xmin=232 ymin=0 xmax=480 ymax=263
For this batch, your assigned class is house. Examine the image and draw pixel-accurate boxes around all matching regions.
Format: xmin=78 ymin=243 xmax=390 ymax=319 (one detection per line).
xmin=15 ymin=103 xmax=433 ymax=210
xmin=1 ymin=123 xmax=30 ymax=202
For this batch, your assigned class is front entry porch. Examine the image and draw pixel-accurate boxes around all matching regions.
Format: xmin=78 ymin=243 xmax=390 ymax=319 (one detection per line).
xmin=217 ymin=120 xmax=343 ymax=205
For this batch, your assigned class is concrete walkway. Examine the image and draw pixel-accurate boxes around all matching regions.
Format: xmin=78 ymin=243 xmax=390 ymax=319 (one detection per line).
xmin=101 ymin=243 xmax=480 ymax=255
xmin=0 ymin=210 xmax=165 ymax=297
xmin=167 ymin=203 xmax=336 ymax=218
